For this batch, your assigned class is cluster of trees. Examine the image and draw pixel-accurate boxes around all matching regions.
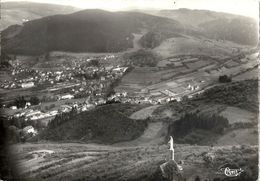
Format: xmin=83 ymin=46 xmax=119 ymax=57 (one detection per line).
xmin=168 ymin=113 xmax=229 ymax=142
xmin=13 ymin=97 xmax=27 ymax=108
xmin=47 ymin=108 xmax=77 ymax=129
xmin=2 ymin=116 xmax=44 ymax=144
xmin=8 ymin=96 xmax=40 ymax=109
xmin=123 ymin=49 xmax=160 ymax=67
xmin=218 ymin=75 xmax=232 ymax=83
xmin=39 ymin=105 xmax=148 ymax=144
xmin=139 ymin=31 xmax=166 ymax=49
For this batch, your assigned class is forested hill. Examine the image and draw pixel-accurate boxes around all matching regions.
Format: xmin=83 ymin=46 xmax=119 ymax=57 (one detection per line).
xmin=2 ymin=10 xmax=183 ymax=55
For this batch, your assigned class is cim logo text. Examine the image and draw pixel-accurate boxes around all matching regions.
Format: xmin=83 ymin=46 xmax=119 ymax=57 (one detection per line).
xmin=224 ymin=167 xmax=244 ymax=177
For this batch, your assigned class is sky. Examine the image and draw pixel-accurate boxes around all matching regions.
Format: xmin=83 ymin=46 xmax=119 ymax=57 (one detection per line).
xmin=2 ymin=0 xmax=259 ymax=19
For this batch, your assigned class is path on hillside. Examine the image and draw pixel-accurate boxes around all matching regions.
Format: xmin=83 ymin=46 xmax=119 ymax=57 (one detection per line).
xmin=114 ymin=121 xmax=166 ymax=147
xmin=115 ymin=105 xmax=166 ymax=147
xmin=130 ymin=105 xmax=160 ymax=120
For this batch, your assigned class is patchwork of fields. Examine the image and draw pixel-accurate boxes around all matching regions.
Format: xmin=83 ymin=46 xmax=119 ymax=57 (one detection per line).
xmin=116 ymin=52 xmax=258 ymax=101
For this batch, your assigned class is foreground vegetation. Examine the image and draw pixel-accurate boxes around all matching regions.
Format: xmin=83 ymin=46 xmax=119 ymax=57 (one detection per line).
xmin=12 ymin=143 xmax=258 ymax=181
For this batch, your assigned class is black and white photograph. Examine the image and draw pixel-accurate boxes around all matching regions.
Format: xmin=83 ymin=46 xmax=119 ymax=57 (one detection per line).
xmin=0 ymin=0 xmax=259 ymax=180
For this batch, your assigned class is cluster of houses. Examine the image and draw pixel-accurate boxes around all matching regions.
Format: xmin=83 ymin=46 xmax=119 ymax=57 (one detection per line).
xmin=12 ymin=108 xmax=59 ymax=121
xmin=187 ymin=84 xmax=200 ymax=91
xmin=54 ymin=65 xmax=128 ymax=98
xmin=2 ymin=61 xmax=77 ymax=90
xmin=2 ymin=55 xmax=128 ymax=93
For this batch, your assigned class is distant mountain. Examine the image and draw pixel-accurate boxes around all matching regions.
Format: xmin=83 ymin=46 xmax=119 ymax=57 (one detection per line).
xmin=199 ymin=17 xmax=258 ymax=45
xmin=147 ymin=8 xmax=258 ymax=46
xmin=0 ymin=1 xmax=80 ymax=31
xmin=2 ymin=9 xmax=184 ymax=55
xmin=155 ymin=9 xmax=238 ymax=27
xmin=2 ymin=8 xmax=257 ymax=55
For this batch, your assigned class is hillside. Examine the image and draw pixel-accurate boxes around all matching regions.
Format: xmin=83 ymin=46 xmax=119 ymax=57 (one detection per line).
xmin=155 ymin=9 xmax=242 ymax=27
xmin=37 ymin=104 xmax=148 ymax=144
xmin=150 ymin=8 xmax=258 ymax=46
xmin=2 ymin=10 xmax=183 ymax=55
xmin=12 ymin=143 xmax=258 ymax=181
xmin=199 ymin=17 xmax=258 ymax=45
xmin=195 ymin=79 xmax=258 ymax=112
xmin=2 ymin=8 xmax=257 ymax=56
xmin=0 ymin=2 xmax=80 ymax=31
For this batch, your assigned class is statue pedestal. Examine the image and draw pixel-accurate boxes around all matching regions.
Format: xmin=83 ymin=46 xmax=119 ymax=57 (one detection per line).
xmin=160 ymin=160 xmax=184 ymax=181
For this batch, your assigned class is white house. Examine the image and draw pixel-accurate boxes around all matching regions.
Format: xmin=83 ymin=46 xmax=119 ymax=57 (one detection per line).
xmin=60 ymin=94 xmax=74 ymax=100
xmin=21 ymin=82 xmax=34 ymax=88
xmin=25 ymin=102 xmax=31 ymax=108
xmin=25 ymin=110 xmax=42 ymax=118
xmin=23 ymin=126 xmax=37 ymax=136
xmin=10 ymin=106 xmax=17 ymax=110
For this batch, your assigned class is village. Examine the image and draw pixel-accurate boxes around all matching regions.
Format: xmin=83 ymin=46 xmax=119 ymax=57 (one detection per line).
xmin=1 ymin=50 xmax=259 ymax=137
xmin=0 ymin=55 xmax=131 ymax=134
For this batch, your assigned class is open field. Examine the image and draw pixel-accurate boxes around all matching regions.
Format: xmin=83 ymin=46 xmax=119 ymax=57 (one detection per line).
xmin=219 ymin=106 xmax=257 ymax=124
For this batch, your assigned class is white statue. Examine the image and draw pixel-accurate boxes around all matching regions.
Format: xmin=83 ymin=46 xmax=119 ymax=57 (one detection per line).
xmin=168 ymin=136 xmax=174 ymax=161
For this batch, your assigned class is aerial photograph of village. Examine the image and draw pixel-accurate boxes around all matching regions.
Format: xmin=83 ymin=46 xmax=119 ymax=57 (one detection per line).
xmin=0 ymin=0 xmax=259 ymax=180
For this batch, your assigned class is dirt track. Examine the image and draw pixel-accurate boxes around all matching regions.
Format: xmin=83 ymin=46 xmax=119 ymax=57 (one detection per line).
xmin=130 ymin=105 xmax=160 ymax=120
